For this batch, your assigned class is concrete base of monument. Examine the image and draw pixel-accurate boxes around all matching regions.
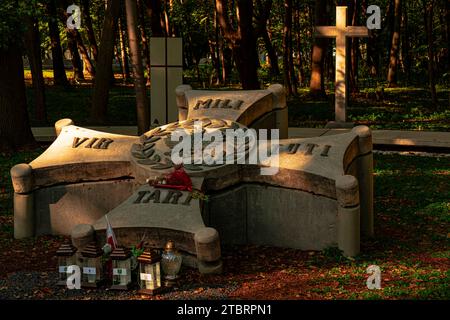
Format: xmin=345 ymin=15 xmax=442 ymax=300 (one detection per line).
xmin=325 ymin=121 xmax=355 ymax=129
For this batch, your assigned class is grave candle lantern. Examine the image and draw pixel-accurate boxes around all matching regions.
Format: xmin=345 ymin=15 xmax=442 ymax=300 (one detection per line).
xmin=161 ymin=240 xmax=182 ymax=287
xmin=56 ymin=243 xmax=77 ymax=286
xmin=80 ymin=242 xmax=104 ymax=288
xmin=110 ymin=247 xmax=132 ymax=290
xmin=138 ymin=249 xmax=162 ymax=295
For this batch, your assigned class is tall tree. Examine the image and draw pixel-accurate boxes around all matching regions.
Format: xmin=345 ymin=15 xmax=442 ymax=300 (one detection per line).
xmin=387 ymin=0 xmax=402 ymax=87
xmin=46 ymin=0 xmax=69 ymax=86
xmin=254 ymin=0 xmax=280 ymax=77
xmin=90 ymin=0 xmax=120 ymax=123
xmin=61 ymin=0 xmax=95 ymax=79
xmin=310 ymin=0 xmax=328 ymax=97
xmin=423 ymin=0 xmax=438 ymax=107
xmin=125 ymin=0 xmax=150 ymax=134
xmin=67 ymin=32 xmax=84 ymax=81
xmin=25 ymin=15 xmax=47 ymax=123
xmin=143 ymin=0 xmax=165 ymax=36
xmin=0 ymin=2 xmax=36 ymax=152
xmin=283 ymin=0 xmax=296 ymax=96
xmin=117 ymin=17 xmax=131 ymax=81
xmin=294 ymin=0 xmax=305 ymax=86
xmin=81 ymin=0 xmax=99 ymax=61
xmin=137 ymin=0 xmax=151 ymax=85
xmin=216 ymin=0 xmax=260 ymax=89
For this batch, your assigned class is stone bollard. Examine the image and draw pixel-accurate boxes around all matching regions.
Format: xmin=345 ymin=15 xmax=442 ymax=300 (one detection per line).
xmin=194 ymin=227 xmax=222 ymax=274
xmin=175 ymin=85 xmax=192 ymax=121
xmin=335 ymin=175 xmax=360 ymax=257
xmin=352 ymin=125 xmax=374 ymax=237
xmin=11 ymin=164 xmax=34 ymax=239
xmin=54 ymin=118 xmax=74 ymax=137
xmin=267 ymin=84 xmax=288 ymax=139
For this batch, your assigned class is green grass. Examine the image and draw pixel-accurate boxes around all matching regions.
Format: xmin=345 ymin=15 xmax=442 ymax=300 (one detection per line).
xmin=288 ymin=87 xmax=450 ymax=131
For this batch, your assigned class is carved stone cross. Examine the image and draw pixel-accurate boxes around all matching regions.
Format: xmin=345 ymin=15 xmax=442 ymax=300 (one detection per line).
xmin=10 ymin=85 xmax=374 ymax=274
xmin=315 ymin=6 xmax=369 ymax=123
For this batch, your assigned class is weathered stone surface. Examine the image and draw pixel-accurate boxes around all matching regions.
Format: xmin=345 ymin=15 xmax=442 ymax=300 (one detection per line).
xmin=177 ymin=85 xmax=287 ymax=133
xmin=35 ymin=179 xmax=137 ymax=235
xmin=30 ymin=125 xmax=138 ymax=188
xmin=246 ymin=185 xmax=337 ymax=250
xmin=13 ymin=193 xmax=34 ymax=239
xmin=10 ymin=164 xmax=33 ymax=194
xmin=337 ymin=205 xmax=360 ymax=257
xmin=55 ymin=118 xmax=74 ymax=137
xmin=92 ymin=184 xmax=205 ymax=256
xmin=335 ymin=175 xmax=359 ymax=207
xmin=194 ymin=228 xmax=221 ymax=262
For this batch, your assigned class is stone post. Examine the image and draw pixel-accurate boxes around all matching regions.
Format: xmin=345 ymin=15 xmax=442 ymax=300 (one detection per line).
xmin=352 ymin=125 xmax=374 ymax=237
xmin=194 ymin=227 xmax=222 ymax=274
xmin=267 ymin=84 xmax=288 ymax=139
xmin=11 ymin=164 xmax=34 ymax=239
xmin=335 ymin=175 xmax=360 ymax=257
xmin=55 ymin=118 xmax=74 ymax=137
xmin=175 ymin=85 xmax=192 ymax=121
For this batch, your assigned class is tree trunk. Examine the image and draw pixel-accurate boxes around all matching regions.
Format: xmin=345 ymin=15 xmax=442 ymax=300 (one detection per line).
xmin=310 ymin=0 xmax=328 ymax=97
xmin=363 ymin=0 xmax=379 ymax=78
xmin=118 ymin=17 xmax=131 ymax=81
xmin=255 ymin=0 xmax=279 ymax=77
xmin=283 ymin=0 xmax=295 ymax=96
xmin=138 ymin=0 xmax=151 ymax=85
xmin=348 ymin=0 xmax=359 ymax=93
xmin=91 ymin=0 xmax=120 ymax=123
xmin=423 ymin=0 xmax=438 ymax=108
xmin=25 ymin=16 xmax=47 ymax=123
xmin=143 ymin=0 xmax=165 ymax=36
xmin=444 ymin=0 xmax=450 ymax=71
xmin=262 ymin=30 xmax=280 ymax=77
xmin=218 ymin=28 xmax=228 ymax=84
xmin=216 ymin=0 xmax=260 ymax=90
xmin=46 ymin=0 xmax=69 ymax=87
xmin=0 ymin=46 xmax=36 ymax=152
xmin=401 ymin=0 xmax=411 ymax=83
xmin=125 ymin=0 xmax=150 ymax=134
xmin=82 ymin=0 xmax=99 ymax=61
xmin=294 ymin=0 xmax=305 ymax=86
xmin=213 ymin=9 xmax=222 ymax=85
xmin=387 ymin=0 xmax=402 ymax=87
xmin=67 ymin=32 xmax=84 ymax=81
xmin=74 ymin=30 xmax=96 ymax=77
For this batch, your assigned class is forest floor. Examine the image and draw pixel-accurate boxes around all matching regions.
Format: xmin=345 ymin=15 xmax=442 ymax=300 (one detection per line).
xmin=23 ymin=70 xmax=450 ymax=131
xmin=0 ymin=149 xmax=448 ymax=300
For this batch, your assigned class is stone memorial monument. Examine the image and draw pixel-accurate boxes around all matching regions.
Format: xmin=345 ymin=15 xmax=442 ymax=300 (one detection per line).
xmin=10 ymin=84 xmax=373 ymax=274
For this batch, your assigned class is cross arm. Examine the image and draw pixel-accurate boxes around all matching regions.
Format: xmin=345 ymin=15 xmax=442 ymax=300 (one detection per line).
xmin=314 ymin=26 xmax=337 ymax=38
xmin=345 ymin=26 xmax=369 ymax=37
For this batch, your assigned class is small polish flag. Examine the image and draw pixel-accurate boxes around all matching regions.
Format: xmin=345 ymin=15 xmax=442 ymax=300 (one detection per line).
xmin=105 ymin=214 xmax=117 ymax=251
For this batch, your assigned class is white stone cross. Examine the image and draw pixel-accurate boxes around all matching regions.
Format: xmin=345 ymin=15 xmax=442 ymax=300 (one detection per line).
xmin=315 ymin=6 xmax=369 ymax=123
